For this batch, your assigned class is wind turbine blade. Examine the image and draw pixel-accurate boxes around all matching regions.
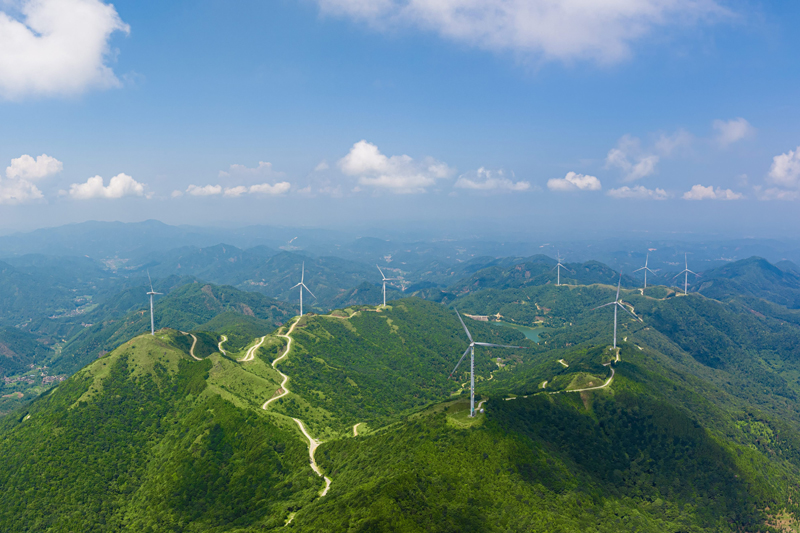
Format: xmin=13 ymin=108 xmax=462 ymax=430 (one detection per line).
xmin=291 ymin=282 xmax=302 ymax=289
xmin=455 ymin=309 xmax=473 ymax=343
xmin=645 ymin=267 xmax=656 ymax=274
xmin=687 ymin=269 xmax=697 ymax=275
xmin=615 ymin=274 xmax=622 ymax=301
xmin=147 ymin=270 xmax=154 ymax=293
xmin=633 ymin=266 xmax=645 ymax=272
xmin=592 ymin=302 xmax=616 ymax=310
xmin=617 ymin=302 xmax=643 ymax=322
xmin=449 ymin=346 xmax=472 ymax=378
xmin=301 ymin=262 xmax=305 ymax=283
xmin=672 ymin=270 xmax=687 ymax=279
xmin=302 ymin=283 xmax=317 ymax=299
xmin=474 ymin=342 xmax=524 ymax=349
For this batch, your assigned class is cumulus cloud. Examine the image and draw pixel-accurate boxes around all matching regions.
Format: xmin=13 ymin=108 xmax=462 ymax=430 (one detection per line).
xmin=713 ymin=118 xmax=753 ymax=147
xmin=68 ymin=173 xmax=145 ymax=199
xmin=316 ymin=0 xmax=724 ymax=64
xmin=219 ymin=161 xmax=284 ymax=179
xmin=606 ymin=135 xmax=660 ymax=182
xmin=607 ymin=185 xmax=669 ymax=200
xmin=0 ymin=0 xmax=130 ymax=99
xmin=249 ymin=182 xmax=291 ymax=195
xmin=455 ymin=168 xmax=530 ymax=192
xmin=339 ymin=140 xmax=454 ymax=194
xmin=6 ymin=154 xmax=63 ymax=180
xmin=682 ymin=184 xmax=743 ymax=200
xmin=314 ymin=160 xmax=330 ymax=172
xmin=654 ymin=130 xmax=692 ymax=156
xmin=187 ymin=182 xmax=291 ymax=198
xmin=186 ymin=184 xmax=222 ymax=196
xmin=0 ymin=152 xmax=63 ymax=204
xmin=756 ymin=187 xmax=799 ymax=201
xmin=768 ymin=146 xmax=800 ymax=189
xmin=547 ymin=171 xmax=601 ymax=192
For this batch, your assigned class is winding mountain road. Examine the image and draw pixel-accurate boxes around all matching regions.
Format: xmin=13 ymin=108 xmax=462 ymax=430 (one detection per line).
xmin=218 ymin=335 xmax=228 ymax=356
xmin=260 ymin=319 xmax=332 ymax=498
xmin=239 ymin=335 xmax=266 ymax=362
xmin=181 ymin=332 xmax=202 ymax=361
xmin=293 ymin=417 xmax=332 ymax=497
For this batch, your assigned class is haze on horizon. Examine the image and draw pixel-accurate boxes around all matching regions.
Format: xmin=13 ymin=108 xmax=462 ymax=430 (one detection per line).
xmin=0 ymin=0 xmax=798 ymax=238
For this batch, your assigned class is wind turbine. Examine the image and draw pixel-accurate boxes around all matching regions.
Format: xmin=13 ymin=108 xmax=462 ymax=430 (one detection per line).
xmin=146 ymin=271 xmax=162 ymax=335
xmin=376 ymin=265 xmax=398 ymax=307
xmin=672 ymin=253 xmax=698 ymax=295
xmin=451 ymin=310 xmax=523 ymax=418
xmin=552 ymin=252 xmax=572 ymax=286
xmin=592 ymin=273 xmax=641 ymax=351
xmin=634 ymin=253 xmax=657 ymax=289
xmin=291 ymin=261 xmax=316 ymax=316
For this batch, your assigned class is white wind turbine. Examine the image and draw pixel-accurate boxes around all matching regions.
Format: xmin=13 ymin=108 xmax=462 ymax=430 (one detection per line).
xmin=451 ymin=310 xmax=523 ymax=418
xmin=376 ymin=265 xmax=398 ymax=307
xmin=291 ymin=261 xmax=316 ymax=316
xmin=552 ymin=252 xmax=572 ymax=286
xmin=592 ymin=273 xmax=641 ymax=351
xmin=672 ymin=253 xmax=698 ymax=295
xmin=634 ymin=253 xmax=657 ymax=289
xmin=146 ymin=271 xmax=163 ymax=335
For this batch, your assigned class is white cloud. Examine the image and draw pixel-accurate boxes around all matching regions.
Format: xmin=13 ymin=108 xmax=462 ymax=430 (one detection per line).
xmin=314 ymin=160 xmax=330 ymax=172
xmin=187 ymin=182 xmax=291 ymax=198
xmin=0 ymin=0 xmax=129 ymax=99
xmin=768 ymin=146 xmax=800 ymax=189
xmin=455 ymin=168 xmax=530 ymax=192
xmin=755 ymin=187 xmax=799 ymax=201
xmin=0 ymin=152 xmax=63 ymax=204
xmin=547 ymin=171 xmax=601 ymax=192
xmin=0 ymin=178 xmax=43 ymax=204
xmin=68 ymin=173 xmax=145 ymax=199
xmin=607 ymin=185 xmax=669 ymax=200
xmin=249 ymin=182 xmax=291 ymax=195
xmin=186 ymin=184 xmax=222 ymax=196
xmin=713 ymin=118 xmax=754 ymax=147
xmin=682 ymin=184 xmax=743 ymax=200
xmin=316 ymin=0 xmax=724 ymax=64
xmin=6 ymin=154 xmax=63 ymax=180
xmin=339 ymin=140 xmax=454 ymax=194
xmin=223 ymin=186 xmax=248 ymax=198
xmin=219 ymin=161 xmax=284 ymax=179
xmin=171 ymin=190 xmax=183 ymax=198
xmin=606 ymin=135 xmax=659 ymax=182
xmin=654 ymin=130 xmax=692 ymax=156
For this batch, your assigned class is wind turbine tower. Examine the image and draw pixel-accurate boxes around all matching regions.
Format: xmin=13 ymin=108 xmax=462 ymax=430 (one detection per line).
xmin=552 ymin=252 xmax=571 ymax=286
xmin=290 ymin=262 xmax=316 ymax=316
xmin=634 ymin=253 xmax=657 ymax=289
xmin=146 ymin=271 xmax=163 ymax=335
xmin=673 ymin=253 xmax=698 ymax=295
xmin=451 ymin=310 xmax=523 ymax=417
xmin=376 ymin=265 xmax=398 ymax=307
xmin=592 ymin=273 xmax=641 ymax=350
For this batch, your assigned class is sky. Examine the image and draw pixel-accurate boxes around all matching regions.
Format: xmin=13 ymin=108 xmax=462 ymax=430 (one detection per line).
xmin=0 ymin=0 xmax=798 ymax=239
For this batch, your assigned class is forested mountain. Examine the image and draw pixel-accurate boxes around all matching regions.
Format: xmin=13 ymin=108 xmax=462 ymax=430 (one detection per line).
xmin=2 ymin=292 xmax=800 ymax=530
xmin=446 ymin=256 xmax=639 ymax=297
xmin=688 ymin=256 xmax=800 ymax=308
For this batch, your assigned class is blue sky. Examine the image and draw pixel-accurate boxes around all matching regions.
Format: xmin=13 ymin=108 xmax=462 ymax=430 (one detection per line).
xmin=0 ymin=0 xmax=798 ymax=238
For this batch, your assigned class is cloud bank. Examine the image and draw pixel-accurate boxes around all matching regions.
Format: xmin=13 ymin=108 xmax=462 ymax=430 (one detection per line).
xmin=607 ymin=185 xmax=669 ymax=200
xmin=68 ymin=173 xmax=145 ymax=199
xmin=0 ymin=0 xmax=129 ymax=99
xmin=547 ymin=171 xmax=601 ymax=192
xmin=455 ymin=168 xmax=530 ymax=192
xmin=682 ymin=184 xmax=743 ymax=200
xmin=339 ymin=140 xmax=454 ymax=194
xmin=0 ymin=153 xmax=63 ymax=204
xmin=317 ymin=0 xmax=724 ymax=63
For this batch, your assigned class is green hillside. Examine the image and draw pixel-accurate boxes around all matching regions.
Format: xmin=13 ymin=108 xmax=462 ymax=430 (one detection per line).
xmin=2 ymin=293 xmax=800 ymax=531
xmin=689 ymin=256 xmax=800 ymax=308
